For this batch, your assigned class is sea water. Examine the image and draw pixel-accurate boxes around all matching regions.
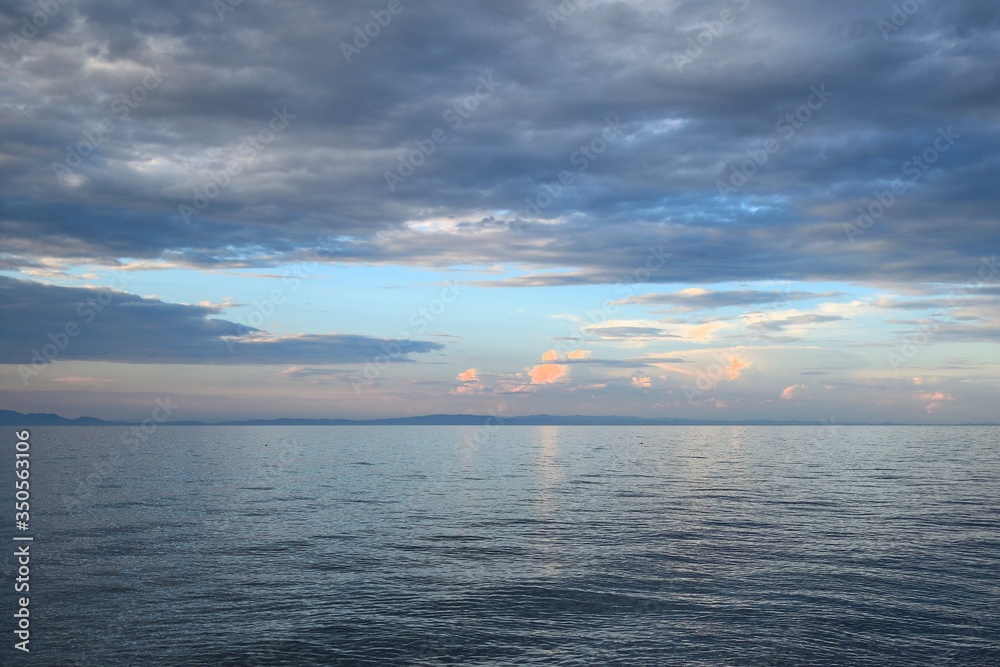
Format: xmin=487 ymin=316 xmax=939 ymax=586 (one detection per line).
xmin=2 ymin=425 xmax=998 ymax=665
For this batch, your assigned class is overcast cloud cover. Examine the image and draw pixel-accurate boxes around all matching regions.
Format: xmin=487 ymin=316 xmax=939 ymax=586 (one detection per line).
xmin=1 ymin=0 xmax=998 ymax=421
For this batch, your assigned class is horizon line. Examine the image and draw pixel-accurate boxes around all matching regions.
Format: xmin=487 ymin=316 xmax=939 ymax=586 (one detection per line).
xmin=2 ymin=409 xmax=997 ymax=427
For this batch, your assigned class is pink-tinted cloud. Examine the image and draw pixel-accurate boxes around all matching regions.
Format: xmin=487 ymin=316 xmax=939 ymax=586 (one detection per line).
xmin=917 ymin=391 xmax=953 ymax=414
xmin=541 ymin=350 xmax=559 ymax=362
xmin=451 ymin=368 xmax=485 ymax=394
xmin=686 ymin=322 xmax=722 ymax=342
xmin=780 ymin=384 xmax=808 ymax=400
xmin=632 ymin=375 xmax=651 ymax=388
xmin=529 ymin=364 xmax=568 ymax=384
xmin=725 ymin=357 xmax=749 ymax=380
xmin=567 ymin=349 xmax=591 ymax=360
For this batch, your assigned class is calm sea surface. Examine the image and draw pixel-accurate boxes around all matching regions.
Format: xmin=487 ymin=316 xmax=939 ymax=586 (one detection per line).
xmin=2 ymin=425 xmax=998 ymax=665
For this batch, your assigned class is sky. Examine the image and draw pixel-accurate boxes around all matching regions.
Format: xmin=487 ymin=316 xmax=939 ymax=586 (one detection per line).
xmin=1 ymin=0 xmax=998 ymax=423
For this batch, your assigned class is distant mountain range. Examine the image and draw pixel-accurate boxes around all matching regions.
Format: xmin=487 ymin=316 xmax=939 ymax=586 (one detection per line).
xmin=2 ymin=409 xmax=995 ymax=427
xmin=0 ymin=410 xmax=127 ymax=426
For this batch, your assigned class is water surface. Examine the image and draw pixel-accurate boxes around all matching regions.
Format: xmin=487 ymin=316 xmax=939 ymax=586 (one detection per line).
xmin=3 ymin=425 xmax=998 ymax=665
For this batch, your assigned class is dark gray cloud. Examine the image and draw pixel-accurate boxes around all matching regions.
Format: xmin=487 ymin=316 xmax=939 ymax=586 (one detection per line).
xmin=562 ymin=356 xmax=687 ymax=367
xmin=1 ymin=0 xmax=998 ymax=287
xmin=897 ymin=322 xmax=1000 ymax=344
xmin=581 ymin=325 xmax=680 ymax=340
xmin=723 ymin=313 xmax=846 ymax=344
xmin=755 ymin=314 xmax=845 ymax=332
xmin=611 ymin=288 xmax=843 ymax=310
xmin=873 ymin=295 xmax=999 ymax=311
xmin=0 ymin=276 xmax=442 ymax=365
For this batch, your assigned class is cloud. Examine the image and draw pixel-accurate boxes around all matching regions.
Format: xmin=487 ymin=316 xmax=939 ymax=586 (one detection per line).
xmin=566 ymin=383 xmax=609 ymax=393
xmin=916 ymin=391 xmax=953 ymax=414
xmin=612 ymin=289 xmax=843 ymax=311
xmin=632 ymin=375 xmax=651 ymax=388
xmin=752 ymin=314 xmax=846 ymax=333
xmin=0 ymin=276 xmax=442 ymax=366
xmin=51 ymin=376 xmax=115 ymax=387
xmin=780 ymin=384 xmax=808 ymax=400
xmin=740 ymin=313 xmax=847 ymax=342
xmin=686 ymin=322 xmax=723 ymax=342
xmin=873 ymin=298 xmax=956 ymax=311
xmin=555 ymin=355 xmax=686 ymax=368
xmin=581 ymin=321 xmax=680 ymax=340
xmin=529 ymin=364 xmax=568 ymax=385
xmin=540 ymin=348 xmax=590 ymax=362
xmin=451 ymin=368 xmax=487 ymax=394
xmin=0 ymin=0 xmax=996 ymax=292
xmin=276 ymin=367 xmax=359 ymax=385
xmin=725 ymin=357 xmax=750 ymax=381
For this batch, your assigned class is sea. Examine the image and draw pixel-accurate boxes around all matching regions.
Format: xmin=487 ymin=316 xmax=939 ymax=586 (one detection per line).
xmin=2 ymin=425 xmax=998 ymax=665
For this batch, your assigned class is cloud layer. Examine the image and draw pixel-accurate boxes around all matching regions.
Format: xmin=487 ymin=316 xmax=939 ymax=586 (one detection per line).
xmin=1 ymin=0 xmax=997 ymax=289
xmin=0 ymin=276 xmax=442 ymax=366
